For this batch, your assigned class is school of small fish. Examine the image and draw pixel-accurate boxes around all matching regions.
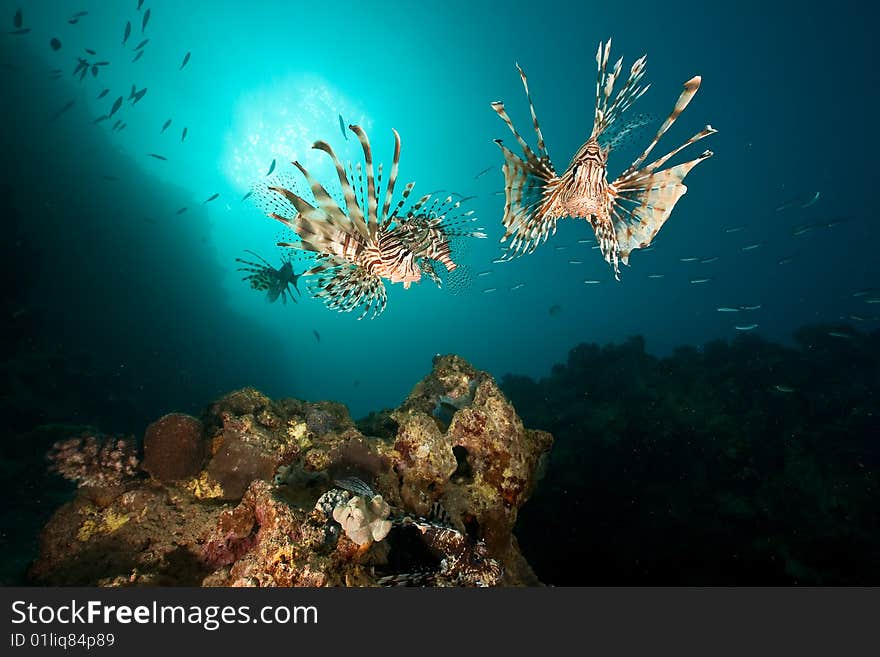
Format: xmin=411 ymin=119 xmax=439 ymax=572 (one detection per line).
xmin=12 ymin=9 xmax=873 ymax=334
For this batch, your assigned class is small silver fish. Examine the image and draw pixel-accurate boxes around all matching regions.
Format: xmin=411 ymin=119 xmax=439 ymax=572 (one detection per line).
xmin=583 ymin=279 xmax=601 ymax=285
xmin=740 ymin=304 xmax=762 ymax=311
xmin=477 ymin=271 xmax=491 ymax=277
xmin=723 ymin=225 xmax=745 ymax=233
xmin=568 ymin=260 xmax=583 ymax=264
xmin=510 ymin=283 xmax=525 ymax=291
xmin=777 ymin=256 xmax=794 ymax=265
xmin=827 ymin=331 xmax=853 ymax=339
xmin=735 ymin=324 xmax=758 ymax=331
xmin=774 ymin=385 xmax=795 ymax=393
xmin=801 ymin=191 xmax=820 ymax=208
xmin=647 ymin=273 xmax=665 ymax=279
xmin=699 ymin=256 xmax=719 ymax=264
xmin=338 ymin=114 xmax=347 ymax=140
xmin=474 ymin=166 xmax=493 ymax=179
xmin=716 ymin=307 xmax=740 ymax=312
xmin=690 ymin=278 xmax=711 ymax=284
xmin=482 ymin=288 xmax=497 ymax=293
xmin=741 ymin=242 xmax=763 ymax=251
xmin=679 ymin=257 xmax=698 ymax=262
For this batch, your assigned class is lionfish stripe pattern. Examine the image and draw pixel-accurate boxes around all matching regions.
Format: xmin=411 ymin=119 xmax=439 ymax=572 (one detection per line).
xmin=492 ymin=38 xmax=716 ymax=278
xmin=265 ymin=125 xmax=485 ymax=319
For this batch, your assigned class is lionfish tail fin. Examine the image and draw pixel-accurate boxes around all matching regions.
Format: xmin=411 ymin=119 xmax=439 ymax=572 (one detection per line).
xmin=592 ymin=38 xmax=650 ymax=141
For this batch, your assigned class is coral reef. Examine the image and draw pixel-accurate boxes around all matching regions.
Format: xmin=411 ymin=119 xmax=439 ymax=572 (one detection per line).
xmin=46 ymin=433 xmax=140 ymax=507
xmin=30 ymin=355 xmax=552 ymax=587
xmin=504 ymin=326 xmax=880 ymax=585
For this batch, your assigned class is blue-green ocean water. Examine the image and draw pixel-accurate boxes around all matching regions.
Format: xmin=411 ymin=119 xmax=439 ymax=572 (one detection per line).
xmin=1 ymin=0 xmax=876 ymax=584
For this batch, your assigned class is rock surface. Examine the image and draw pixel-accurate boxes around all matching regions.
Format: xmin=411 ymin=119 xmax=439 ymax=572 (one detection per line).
xmin=31 ymin=355 xmax=553 ymax=587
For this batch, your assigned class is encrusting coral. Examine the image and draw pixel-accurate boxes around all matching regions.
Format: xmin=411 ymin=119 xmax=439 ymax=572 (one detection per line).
xmin=332 ymin=495 xmax=392 ymax=546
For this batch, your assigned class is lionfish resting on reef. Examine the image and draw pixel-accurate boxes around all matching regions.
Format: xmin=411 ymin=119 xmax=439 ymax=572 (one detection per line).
xmin=235 ymin=250 xmax=302 ymax=304
xmin=260 ymin=125 xmax=486 ymax=319
xmin=491 ymin=38 xmax=716 ymax=278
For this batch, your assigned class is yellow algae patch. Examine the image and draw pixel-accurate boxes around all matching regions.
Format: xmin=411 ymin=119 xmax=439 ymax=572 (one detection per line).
xmin=286 ymin=419 xmax=311 ymax=449
xmin=184 ymin=471 xmax=224 ymax=500
xmin=77 ymin=509 xmax=130 ymax=541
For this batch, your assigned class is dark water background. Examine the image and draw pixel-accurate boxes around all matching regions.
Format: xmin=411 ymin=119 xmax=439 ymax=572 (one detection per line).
xmin=1 ymin=0 xmax=876 ymax=584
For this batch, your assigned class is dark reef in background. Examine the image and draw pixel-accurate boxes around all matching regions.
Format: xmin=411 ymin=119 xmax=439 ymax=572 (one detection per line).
xmin=505 ymin=328 xmax=880 ymax=584
xmin=0 ymin=39 xmax=288 ymax=584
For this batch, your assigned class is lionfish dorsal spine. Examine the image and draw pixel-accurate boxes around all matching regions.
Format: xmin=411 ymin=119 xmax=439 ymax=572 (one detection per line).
xmin=311 ymin=140 xmax=369 ymax=241
xmin=620 ymin=75 xmax=704 ymax=178
xmin=381 ymin=129 xmax=401 ymax=223
xmin=592 ymin=38 xmax=650 ymax=141
xmin=349 ymin=125 xmax=379 ymax=240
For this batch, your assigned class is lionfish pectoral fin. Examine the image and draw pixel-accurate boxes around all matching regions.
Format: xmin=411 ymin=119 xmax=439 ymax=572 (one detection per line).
xmin=492 ymin=138 xmax=559 ymax=259
xmin=491 ymin=66 xmax=561 ymax=259
xmin=608 ymin=147 xmax=714 ymax=264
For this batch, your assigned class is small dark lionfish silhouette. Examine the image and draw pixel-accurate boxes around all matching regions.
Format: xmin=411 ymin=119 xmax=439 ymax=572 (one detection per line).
xmin=491 ymin=38 xmax=716 ymax=278
xmin=261 ymin=124 xmax=486 ymax=319
xmin=235 ymin=250 xmax=301 ymax=304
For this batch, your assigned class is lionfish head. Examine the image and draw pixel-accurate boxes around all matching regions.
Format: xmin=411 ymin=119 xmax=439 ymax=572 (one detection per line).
xmin=571 ymin=138 xmax=608 ymax=167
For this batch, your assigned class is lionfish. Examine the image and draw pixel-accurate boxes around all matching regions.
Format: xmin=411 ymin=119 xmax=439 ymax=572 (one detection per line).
xmin=492 ymin=38 xmax=716 ymax=278
xmin=235 ymin=250 xmax=301 ymax=304
xmin=261 ymin=125 xmax=485 ymax=319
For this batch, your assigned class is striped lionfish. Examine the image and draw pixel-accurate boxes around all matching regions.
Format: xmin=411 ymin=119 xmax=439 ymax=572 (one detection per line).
xmin=235 ymin=250 xmax=302 ymax=304
xmin=261 ymin=125 xmax=486 ymax=319
xmin=492 ymin=38 xmax=716 ymax=278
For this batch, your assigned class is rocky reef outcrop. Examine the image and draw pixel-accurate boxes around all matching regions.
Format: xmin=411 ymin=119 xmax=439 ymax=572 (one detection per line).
xmin=29 ymin=355 xmax=552 ymax=587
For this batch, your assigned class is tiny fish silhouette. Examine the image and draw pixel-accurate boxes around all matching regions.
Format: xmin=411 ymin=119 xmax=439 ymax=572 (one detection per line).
xmin=161 ymin=118 xmax=171 ymax=132
xmin=132 ymin=50 xmax=144 ymax=63
xmin=109 ymin=96 xmax=123 ymax=116
xmin=123 ymin=21 xmax=131 ymax=45
xmin=175 ymin=207 xmax=188 ymax=215
xmin=50 ymin=37 xmax=61 ymax=51
xmin=142 ymin=8 xmax=151 ymax=32
xmin=241 ymin=191 xmax=253 ymax=201
xmin=133 ymin=38 xmax=149 ymax=51
xmin=202 ymin=193 xmax=219 ymax=204
xmin=181 ymin=127 xmax=187 ymax=142
xmin=97 ymin=88 xmax=109 ymax=99
xmin=13 ymin=8 xmax=22 ymax=28
xmin=339 ymin=114 xmax=347 ymax=140
xmin=313 ymin=330 xmax=320 ymax=343
xmin=180 ymin=51 xmax=190 ymax=70
xmin=147 ymin=153 xmax=167 ymax=160
xmin=266 ymin=159 xmax=276 ymax=176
